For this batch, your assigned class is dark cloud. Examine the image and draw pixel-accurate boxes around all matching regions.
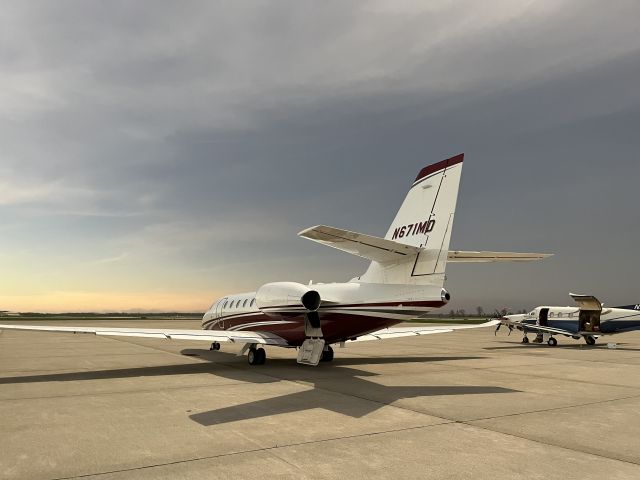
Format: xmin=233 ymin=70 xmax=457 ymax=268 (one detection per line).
xmin=1 ymin=1 xmax=639 ymax=310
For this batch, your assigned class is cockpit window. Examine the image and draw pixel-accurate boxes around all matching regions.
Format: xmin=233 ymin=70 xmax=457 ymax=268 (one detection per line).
xmin=530 ymin=311 xmax=535 ymax=316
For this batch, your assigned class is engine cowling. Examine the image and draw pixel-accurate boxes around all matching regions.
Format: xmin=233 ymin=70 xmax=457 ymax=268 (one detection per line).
xmin=255 ymin=282 xmax=320 ymax=318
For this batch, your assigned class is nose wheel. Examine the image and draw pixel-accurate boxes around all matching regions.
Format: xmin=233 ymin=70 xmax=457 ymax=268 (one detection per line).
xmin=547 ymin=337 xmax=557 ymax=347
xmin=209 ymin=342 xmax=221 ymax=351
xmin=247 ymin=347 xmax=266 ymax=365
xmin=521 ymin=336 xmax=529 ymax=344
xmin=585 ymin=335 xmax=596 ymax=346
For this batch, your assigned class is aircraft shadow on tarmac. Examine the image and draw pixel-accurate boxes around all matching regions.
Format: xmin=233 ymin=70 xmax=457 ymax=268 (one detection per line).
xmin=183 ymin=349 xmax=518 ymax=426
xmin=0 ymin=349 xmax=518 ymax=425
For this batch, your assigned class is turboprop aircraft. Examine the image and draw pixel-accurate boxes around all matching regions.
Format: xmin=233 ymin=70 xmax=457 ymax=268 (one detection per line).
xmin=495 ymin=294 xmax=640 ymax=346
xmin=1 ymin=154 xmax=552 ymax=366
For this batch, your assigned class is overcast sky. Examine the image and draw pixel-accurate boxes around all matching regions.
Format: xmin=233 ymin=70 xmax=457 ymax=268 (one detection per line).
xmin=1 ymin=1 xmax=639 ymax=312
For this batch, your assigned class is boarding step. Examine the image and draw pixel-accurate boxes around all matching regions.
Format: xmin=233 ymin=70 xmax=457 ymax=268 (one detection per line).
xmin=297 ymin=338 xmax=325 ymax=366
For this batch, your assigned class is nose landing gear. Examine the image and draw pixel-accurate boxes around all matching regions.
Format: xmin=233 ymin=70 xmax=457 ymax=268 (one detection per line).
xmin=209 ymin=342 xmax=221 ymax=351
xmin=547 ymin=337 xmax=557 ymax=347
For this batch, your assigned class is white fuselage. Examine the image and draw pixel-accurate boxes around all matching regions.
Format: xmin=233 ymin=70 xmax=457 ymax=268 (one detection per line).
xmin=202 ymin=282 xmax=449 ymax=346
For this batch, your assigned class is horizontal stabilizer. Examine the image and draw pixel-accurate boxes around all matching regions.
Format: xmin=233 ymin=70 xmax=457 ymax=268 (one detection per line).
xmin=298 ymin=225 xmax=420 ymax=263
xmin=447 ymin=251 xmax=553 ymax=263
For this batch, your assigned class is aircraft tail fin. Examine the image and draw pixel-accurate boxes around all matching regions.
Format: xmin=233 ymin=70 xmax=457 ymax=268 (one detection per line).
xmin=360 ymin=154 xmax=464 ymax=286
xmin=298 ymin=153 xmax=551 ymax=286
xmin=615 ymin=304 xmax=640 ymax=311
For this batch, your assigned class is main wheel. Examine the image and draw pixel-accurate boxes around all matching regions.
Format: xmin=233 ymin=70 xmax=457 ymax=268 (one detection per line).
xmin=256 ymin=347 xmax=266 ymax=365
xmin=247 ymin=347 xmax=258 ymax=365
xmin=585 ymin=336 xmax=596 ymax=346
xmin=547 ymin=337 xmax=557 ymax=347
xmin=522 ymin=336 xmax=529 ymax=344
xmin=321 ymin=345 xmax=334 ymax=362
xmin=210 ymin=342 xmax=221 ymax=351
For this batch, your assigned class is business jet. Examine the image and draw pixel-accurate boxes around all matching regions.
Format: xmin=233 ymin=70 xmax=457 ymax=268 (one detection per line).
xmin=495 ymin=294 xmax=640 ymax=346
xmin=1 ymin=154 xmax=552 ymax=366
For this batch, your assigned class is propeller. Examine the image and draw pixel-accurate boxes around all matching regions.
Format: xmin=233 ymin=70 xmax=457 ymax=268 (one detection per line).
xmin=493 ymin=309 xmax=513 ymax=336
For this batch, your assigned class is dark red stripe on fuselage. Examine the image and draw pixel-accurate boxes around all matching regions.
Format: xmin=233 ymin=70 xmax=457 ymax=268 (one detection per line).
xmin=207 ymin=311 xmax=400 ymax=346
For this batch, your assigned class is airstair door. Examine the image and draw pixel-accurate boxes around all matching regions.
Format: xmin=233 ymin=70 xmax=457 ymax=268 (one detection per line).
xmin=538 ymin=308 xmax=549 ymax=327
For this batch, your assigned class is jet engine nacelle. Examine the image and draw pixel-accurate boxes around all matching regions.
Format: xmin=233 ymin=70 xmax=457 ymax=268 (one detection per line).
xmin=255 ymin=282 xmax=321 ymax=318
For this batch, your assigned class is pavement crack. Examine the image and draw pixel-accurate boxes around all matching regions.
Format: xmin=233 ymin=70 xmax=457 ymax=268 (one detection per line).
xmin=47 ymin=423 xmax=452 ymax=480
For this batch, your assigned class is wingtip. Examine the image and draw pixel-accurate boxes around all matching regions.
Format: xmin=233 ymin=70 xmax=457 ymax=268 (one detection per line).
xmin=297 ymin=225 xmax=324 ymax=237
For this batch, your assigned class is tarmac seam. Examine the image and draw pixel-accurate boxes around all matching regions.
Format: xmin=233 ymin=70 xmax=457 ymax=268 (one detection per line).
xmin=457 ymin=420 xmax=640 ymax=467
xmin=46 ymin=422 xmax=454 ymax=480
xmin=463 ymin=391 xmax=640 ymax=423
xmin=0 ymin=380 xmax=265 ymax=402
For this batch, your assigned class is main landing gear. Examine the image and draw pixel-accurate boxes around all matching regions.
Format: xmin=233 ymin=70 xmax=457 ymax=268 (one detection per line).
xmin=320 ymin=345 xmax=334 ymax=362
xmin=522 ymin=335 xmax=558 ymax=347
xmin=209 ymin=342 xmax=221 ymax=351
xmin=247 ymin=347 xmax=266 ymax=365
xmin=585 ymin=335 xmax=596 ymax=346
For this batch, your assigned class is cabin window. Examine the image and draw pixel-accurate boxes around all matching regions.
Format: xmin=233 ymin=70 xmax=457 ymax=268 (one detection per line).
xmin=557 ymin=312 xmax=563 ymax=318
xmin=243 ymin=299 xmax=248 ymax=307
xmin=549 ymin=312 xmax=555 ymax=318
xmin=229 ymin=300 xmax=235 ymax=308
xmin=222 ymin=301 xmax=228 ymax=309
xmin=251 ymin=298 xmax=256 ymax=307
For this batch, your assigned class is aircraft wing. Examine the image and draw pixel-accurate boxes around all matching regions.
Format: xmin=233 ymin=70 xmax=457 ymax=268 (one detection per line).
xmin=514 ymin=323 xmax=576 ymax=338
xmin=351 ymin=320 xmax=499 ymax=342
xmin=0 ymin=324 xmax=288 ymax=346
xmin=447 ymin=251 xmax=553 ymax=263
xmin=298 ymin=225 xmax=421 ymax=263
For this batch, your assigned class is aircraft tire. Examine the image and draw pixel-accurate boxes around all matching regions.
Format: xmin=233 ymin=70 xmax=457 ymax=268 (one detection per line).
xmin=522 ymin=336 xmax=529 ymax=344
xmin=547 ymin=337 xmax=557 ymax=347
xmin=248 ymin=348 xmax=258 ymax=365
xmin=256 ymin=347 xmax=266 ymax=365
xmin=321 ymin=345 xmax=334 ymax=362
xmin=585 ymin=336 xmax=596 ymax=346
